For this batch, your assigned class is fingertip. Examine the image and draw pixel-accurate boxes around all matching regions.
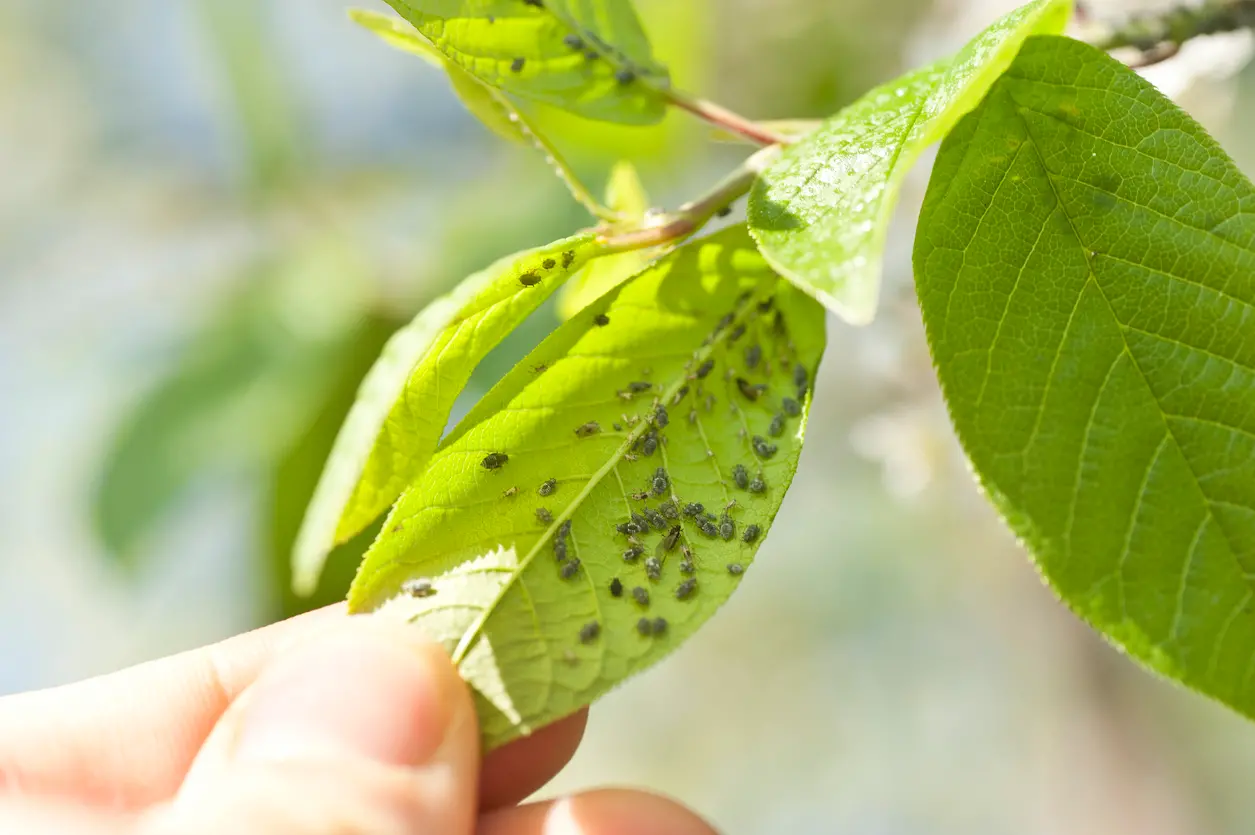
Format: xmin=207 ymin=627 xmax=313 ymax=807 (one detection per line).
xmin=480 ymin=710 xmax=588 ymax=810
xmin=477 ymin=788 xmax=719 ymax=835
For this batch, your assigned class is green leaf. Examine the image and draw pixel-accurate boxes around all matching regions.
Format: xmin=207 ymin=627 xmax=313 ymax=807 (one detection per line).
xmin=747 ymin=0 xmax=1071 ymax=326
xmin=293 ymin=233 xmax=601 ymax=595
xmin=348 ymin=226 xmax=826 ymax=749
xmin=557 ymin=160 xmax=654 ymax=318
xmin=380 ymin=0 xmax=670 ymax=125
xmin=914 ymin=35 xmax=1255 ymax=719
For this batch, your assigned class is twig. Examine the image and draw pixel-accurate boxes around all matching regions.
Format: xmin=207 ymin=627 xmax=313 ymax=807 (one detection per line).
xmin=1081 ymin=0 xmax=1255 ymax=60
xmin=664 ymin=90 xmax=793 ymax=147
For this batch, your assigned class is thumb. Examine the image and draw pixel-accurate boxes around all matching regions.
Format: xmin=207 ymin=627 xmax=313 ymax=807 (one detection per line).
xmin=147 ymin=620 xmax=479 ymax=835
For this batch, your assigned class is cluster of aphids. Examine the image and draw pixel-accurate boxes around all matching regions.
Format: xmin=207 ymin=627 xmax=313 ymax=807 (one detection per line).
xmin=469 ymin=287 xmax=811 ymax=656
xmin=517 ymin=249 xmax=577 ymax=288
xmin=503 ymin=0 xmax=664 ymax=87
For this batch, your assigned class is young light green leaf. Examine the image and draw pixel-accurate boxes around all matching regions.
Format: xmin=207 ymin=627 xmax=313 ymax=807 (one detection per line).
xmin=915 ymin=35 xmax=1255 ymax=719
xmin=557 ymin=160 xmax=655 ymax=318
xmin=351 ymin=8 xmax=614 ymax=218
xmin=380 ymin=0 xmax=670 ymax=125
xmin=747 ymin=0 xmax=1071 ymax=326
xmin=293 ymin=233 xmax=601 ymax=595
xmin=349 ymin=226 xmax=826 ymax=749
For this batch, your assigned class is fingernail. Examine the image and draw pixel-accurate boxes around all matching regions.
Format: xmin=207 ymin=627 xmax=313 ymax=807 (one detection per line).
xmin=234 ymin=624 xmax=460 ymax=767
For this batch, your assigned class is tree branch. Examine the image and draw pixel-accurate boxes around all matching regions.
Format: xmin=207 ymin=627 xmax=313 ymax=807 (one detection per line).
xmin=1080 ymin=0 xmax=1255 ymax=65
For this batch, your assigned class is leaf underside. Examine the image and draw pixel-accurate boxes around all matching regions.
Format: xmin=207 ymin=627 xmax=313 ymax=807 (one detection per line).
xmin=293 ymin=233 xmax=599 ymax=594
xmin=381 ymin=0 xmax=670 ymax=125
xmin=915 ymin=35 xmax=1255 ymax=718
xmin=349 ymin=226 xmax=827 ymax=749
xmin=748 ymin=0 xmax=1070 ymax=326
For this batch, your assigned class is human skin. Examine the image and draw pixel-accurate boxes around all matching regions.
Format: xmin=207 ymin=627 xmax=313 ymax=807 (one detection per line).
xmin=0 ymin=605 xmax=718 ymax=835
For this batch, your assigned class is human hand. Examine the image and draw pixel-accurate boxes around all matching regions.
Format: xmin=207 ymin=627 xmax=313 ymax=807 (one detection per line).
xmin=0 ymin=607 xmax=717 ymax=834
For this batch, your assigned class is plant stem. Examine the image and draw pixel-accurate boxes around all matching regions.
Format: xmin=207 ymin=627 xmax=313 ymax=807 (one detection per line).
xmin=1081 ymin=0 xmax=1255 ymax=63
xmin=664 ymin=90 xmax=793 ymax=147
xmin=598 ymin=145 xmax=782 ymax=253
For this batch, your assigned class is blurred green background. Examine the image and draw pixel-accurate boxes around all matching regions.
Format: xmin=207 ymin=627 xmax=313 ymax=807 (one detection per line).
xmin=5 ymin=0 xmax=1255 ymax=831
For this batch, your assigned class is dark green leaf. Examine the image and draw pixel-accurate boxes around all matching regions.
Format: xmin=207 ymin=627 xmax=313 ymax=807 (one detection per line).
xmin=748 ymin=0 xmax=1070 ymax=325
xmin=914 ymin=35 xmax=1255 ymax=718
xmin=348 ymin=227 xmax=826 ymax=749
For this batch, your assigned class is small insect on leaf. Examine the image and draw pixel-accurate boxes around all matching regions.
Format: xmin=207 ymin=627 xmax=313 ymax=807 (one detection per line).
xmin=752 ymin=436 xmax=778 ymax=459
xmin=610 ymin=577 xmax=624 ymax=597
xmin=632 ymin=586 xmax=650 ymax=606
xmin=732 ymin=464 xmax=749 ymax=489
xmin=542 ymin=258 xmax=557 ymax=270
xmin=401 ymin=578 xmax=436 ymax=598
xmin=538 ymin=478 xmax=557 ymax=497
xmin=659 ymin=500 xmax=678 ymax=519
xmin=510 ymin=57 xmax=526 ymax=72
xmin=519 ymin=270 xmax=542 ymax=287
xmin=575 ymin=421 xmax=602 ymax=438
xmin=579 ymin=621 xmax=601 ymax=643
xmin=536 ymin=507 xmax=553 ymax=525
xmin=563 ymin=34 xmax=584 ymax=49
xmin=636 ymin=617 xmax=652 ymax=636
xmin=675 ymin=578 xmax=697 ymax=600
xmin=561 ymin=559 xmax=581 ymax=579
xmin=727 ymin=563 xmax=745 ymax=575
xmin=655 ymin=405 xmax=669 ymax=428
xmin=651 ymin=467 xmax=669 ymax=496
xmin=728 ymin=324 xmax=746 ymax=343
xmin=745 ymin=344 xmax=762 ymax=369
xmin=719 ymin=514 xmax=735 ymax=541
xmin=482 ymin=453 xmax=509 ymax=470
xmin=628 ymin=381 xmax=652 ymax=393
xmin=683 ymin=502 xmax=704 ymax=517
xmin=742 ymin=524 xmax=761 ymax=543
xmin=737 ymin=377 xmax=767 ymax=402
xmin=623 ymin=545 xmax=644 ymax=562
xmin=651 ymin=617 xmax=668 ymax=635
xmin=749 ymin=475 xmax=767 ymax=493
xmin=615 ymin=68 xmax=636 ymax=84
xmin=561 ymin=250 xmax=576 ymax=268
xmin=694 ymin=359 xmax=715 ymax=379
xmin=793 ymin=363 xmax=808 ymax=389
xmin=670 ymin=385 xmax=689 ymax=406
xmin=594 ymin=313 xmax=610 ymax=326
xmin=503 ymin=486 xmax=519 ymax=498
xmin=781 ymin=397 xmax=801 ymax=417
xmin=645 ymin=557 xmax=662 ymax=580
xmin=716 ymin=206 xmax=733 ymax=218
xmin=769 ymin=414 xmax=786 ymax=437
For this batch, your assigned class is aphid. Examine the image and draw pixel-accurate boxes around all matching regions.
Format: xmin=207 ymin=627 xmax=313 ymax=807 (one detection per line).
xmin=651 ymin=466 xmax=669 ymax=496
xmin=737 ymin=377 xmax=767 ymax=402
xmin=742 ymin=524 xmax=761 ymax=543
xmin=704 ymin=393 xmax=716 ymax=412
xmin=623 ymin=413 xmax=640 ymax=426
xmin=631 ymin=512 xmax=650 ymax=531
xmin=482 ymin=452 xmax=509 ymax=470
xmin=745 ymin=345 xmax=762 ymax=369
xmin=651 ymin=617 xmax=668 ymax=635
xmin=659 ymin=500 xmax=679 ymax=519
xmin=610 ymin=577 xmax=624 ymax=597
xmin=522 ymin=0 xmax=543 ymax=6
xmin=623 ymin=545 xmax=644 ymax=562
xmin=793 ymin=363 xmax=808 ymax=389
xmin=630 ymin=490 xmax=649 ymax=501
xmin=636 ymin=617 xmax=652 ymax=636
xmin=644 ymin=557 xmax=662 ymax=580
xmin=536 ymin=507 xmax=553 ymax=525
xmin=594 ymin=313 xmax=610 ymax=326
xmin=732 ymin=464 xmax=749 ymax=489
xmin=749 ymin=476 xmax=767 ymax=493
xmin=728 ymin=324 xmax=746 ymax=343
xmin=584 ymin=49 xmax=600 ymax=61
xmin=542 ymin=258 xmax=557 ymax=270
xmin=624 ymin=453 xmax=639 ymax=463
xmin=580 ymin=621 xmax=601 ymax=643
xmin=781 ymin=396 xmax=801 ymax=417
xmin=675 ymin=578 xmax=697 ymax=600
xmin=715 ymin=205 xmax=733 ymax=218
xmin=752 ymin=435 xmax=778 ymax=459
xmin=518 ymin=270 xmax=542 ymax=287
xmin=727 ymin=563 xmax=745 ymax=575
xmin=563 ymin=34 xmax=584 ymax=49
xmin=660 ymin=524 xmax=683 ymax=552
xmin=719 ymin=514 xmax=735 ymax=541
xmin=401 ymin=578 xmax=436 ymax=598
xmin=615 ymin=68 xmax=636 ymax=84
xmin=670 ymin=386 xmax=689 ymax=406
xmin=628 ymin=381 xmax=652 ymax=393
xmin=698 ymin=519 xmax=718 ymax=538
xmin=561 ymin=559 xmax=581 ymax=579
xmin=714 ymin=313 xmax=734 ymax=332
xmin=538 ymin=478 xmax=557 ymax=497
xmin=557 ymin=519 xmax=572 ymax=540
xmin=510 ymin=57 xmax=526 ymax=72
xmin=561 ymin=250 xmax=576 ymax=268
xmin=503 ymin=486 xmax=519 ymax=498
xmin=632 ymin=586 xmax=650 ymax=606
xmin=641 ymin=435 xmax=658 ymax=456
xmin=688 ymin=409 xmax=698 ymax=424
xmin=654 ymin=405 xmax=669 ymax=428
xmin=769 ymin=413 xmax=786 ymax=437
xmin=757 ymin=297 xmax=774 ymax=313
xmin=796 ymin=383 xmax=809 ymax=400
xmin=575 ymin=421 xmax=601 ymax=438
xmin=533 ymin=363 xmax=548 ymax=374
xmin=488 ymin=14 xmax=496 ymax=22
xmin=679 ymin=557 xmax=695 ymax=575
xmin=683 ymin=502 xmax=704 ymax=517
xmin=554 ymin=539 xmax=567 ymax=561
xmin=613 ymin=423 xmax=624 ymax=431
xmin=695 ymin=359 xmax=715 ymax=379
xmin=644 ymin=508 xmax=667 ymax=531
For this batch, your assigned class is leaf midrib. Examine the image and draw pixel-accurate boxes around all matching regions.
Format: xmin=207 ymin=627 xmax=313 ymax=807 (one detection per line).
xmin=1010 ymin=98 xmax=1255 ymax=602
xmin=449 ymin=293 xmax=762 ymax=665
